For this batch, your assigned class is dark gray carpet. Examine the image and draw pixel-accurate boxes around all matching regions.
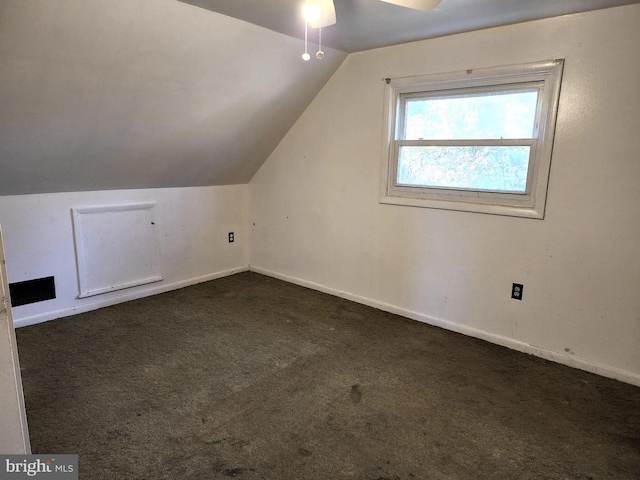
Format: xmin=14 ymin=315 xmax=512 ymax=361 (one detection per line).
xmin=15 ymin=272 xmax=640 ymax=479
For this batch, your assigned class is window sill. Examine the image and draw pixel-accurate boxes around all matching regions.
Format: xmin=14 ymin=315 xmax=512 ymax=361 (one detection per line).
xmin=379 ymin=193 xmax=545 ymax=219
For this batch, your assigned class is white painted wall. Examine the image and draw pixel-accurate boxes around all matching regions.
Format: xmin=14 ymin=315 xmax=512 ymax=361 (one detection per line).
xmin=249 ymin=5 xmax=640 ymax=385
xmin=0 ymin=185 xmax=249 ymax=327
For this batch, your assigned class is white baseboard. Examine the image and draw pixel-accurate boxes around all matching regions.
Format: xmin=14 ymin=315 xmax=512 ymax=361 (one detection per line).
xmin=13 ymin=266 xmax=249 ymax=329
xmin=14 ymin=263 xmax=639 ymax=387
xmin=249 ymin=265 xmax=640 ymax=387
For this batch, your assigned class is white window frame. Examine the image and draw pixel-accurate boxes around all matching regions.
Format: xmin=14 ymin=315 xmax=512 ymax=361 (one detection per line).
xmin=379 ymin=59 xmax=564 ymax=219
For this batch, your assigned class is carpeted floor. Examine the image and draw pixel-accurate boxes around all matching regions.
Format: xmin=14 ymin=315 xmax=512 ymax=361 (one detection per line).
xmin=15 ymin=272 xmax=640 ymax=479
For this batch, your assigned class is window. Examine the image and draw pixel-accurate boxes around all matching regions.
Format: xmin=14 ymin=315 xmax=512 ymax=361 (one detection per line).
xmin=380 ymin=60 xmax=564 ymax=219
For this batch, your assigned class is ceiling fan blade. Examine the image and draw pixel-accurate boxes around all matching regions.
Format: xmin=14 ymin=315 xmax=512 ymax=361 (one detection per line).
xmin=379 ymin=0 xmax=442 ymax=11
xmin=309 ymin=0 xmax=336 ymax=28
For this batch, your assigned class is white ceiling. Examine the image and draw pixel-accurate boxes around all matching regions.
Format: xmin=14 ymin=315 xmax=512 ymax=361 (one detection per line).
xmin=179 ymin=0 xmax=640 ymax=52
xmin=0 ymin=0 xmax=637 ymax=195
xmin=0 ymin=0 xmax=345 ymax=195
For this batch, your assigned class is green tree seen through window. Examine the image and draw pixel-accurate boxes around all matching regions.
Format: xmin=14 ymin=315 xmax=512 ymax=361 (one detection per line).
xmin=398 ymin=90 xmax=538 ymax=192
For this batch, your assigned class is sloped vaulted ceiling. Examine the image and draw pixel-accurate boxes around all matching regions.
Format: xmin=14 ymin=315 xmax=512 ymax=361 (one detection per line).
xmin=0 ymin=0 xmax=346 ymax=195
xmin=3 ymin=0 xmax=638 ymax=196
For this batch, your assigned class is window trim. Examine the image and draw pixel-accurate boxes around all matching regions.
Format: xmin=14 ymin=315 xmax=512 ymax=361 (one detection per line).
xmin=379 ymin=59 xmax=564 ymax=219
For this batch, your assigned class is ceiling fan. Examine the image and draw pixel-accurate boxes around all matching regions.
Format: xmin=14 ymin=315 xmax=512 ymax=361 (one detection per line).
xmin=302 ymin=0 xmax=441 ymax=60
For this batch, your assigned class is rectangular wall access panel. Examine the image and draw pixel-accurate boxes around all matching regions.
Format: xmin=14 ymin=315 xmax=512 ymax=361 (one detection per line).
xmin=72 ymin=203 xmax=163 ymax=298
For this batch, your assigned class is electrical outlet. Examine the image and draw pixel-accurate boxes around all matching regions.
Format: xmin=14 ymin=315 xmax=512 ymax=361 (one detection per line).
xmin=228 ymin=232 xmax=234 ymax=243
xmin=511 ymin=283 xmax=523 ymax=300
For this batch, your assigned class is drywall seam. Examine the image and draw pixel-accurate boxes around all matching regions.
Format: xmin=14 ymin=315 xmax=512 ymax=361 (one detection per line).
xmin=13 ymin=266 xmax=249 ymax=328
xmin=249 ymin=265 xmax=640 ymax=387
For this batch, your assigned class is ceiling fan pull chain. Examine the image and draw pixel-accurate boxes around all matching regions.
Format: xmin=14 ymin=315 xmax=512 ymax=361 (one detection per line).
xmin=317 ymin=27 xmax=324 ymax=59
xmin=302 ymin=14 xmax=310 ymax=61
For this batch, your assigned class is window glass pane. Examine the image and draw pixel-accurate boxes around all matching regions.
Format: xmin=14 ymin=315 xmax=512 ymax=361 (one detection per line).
xmin=403 ymin=90 xmax=538 ymax=140
xmin=397 ymin=145 xmax=530 ymax=192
